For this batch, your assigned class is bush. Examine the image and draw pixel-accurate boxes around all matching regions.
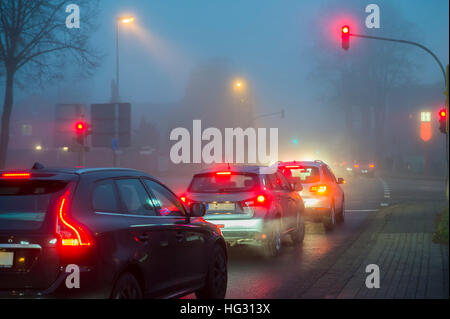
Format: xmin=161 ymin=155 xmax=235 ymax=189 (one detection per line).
xmin=433 ymin=207 xmax=449 ymax=244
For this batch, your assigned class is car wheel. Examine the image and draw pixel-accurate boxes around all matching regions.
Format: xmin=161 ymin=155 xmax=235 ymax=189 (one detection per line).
xmin=110 ymin=272 xmax=143 ymax=299
xmin=195 ymin=244 xmax=227 ymax=299
xmin=336 ymin=199 xmax=345 ymax=224
xmin=324 ymin=205 xmax=336 ymax=231
xmin=290 ymin=215 xmax=305 ymax=245
xmin=262 ymin=219 xmax=282 ymax=257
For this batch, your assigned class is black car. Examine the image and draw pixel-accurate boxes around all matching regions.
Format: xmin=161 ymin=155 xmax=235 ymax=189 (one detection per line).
xmin=0 ymin=165 xmax=227 ymax=299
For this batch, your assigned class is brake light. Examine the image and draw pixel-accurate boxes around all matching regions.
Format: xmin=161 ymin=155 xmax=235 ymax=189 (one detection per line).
xmin=243 ymin=194 xmax=270 ymax=207
xmin=216 ymin=171 xmax=232 ymax=176
xmin=180 ymin=194 xmax=194 ymax=206
xmin=1 ymin=172 xmax=31 ymax=179
xmin=285 ymin=165 xmax=301 ymax=169
xmin=56 ymin=190 xmax=92 ymax=247
xmin=369 ymin=164 xmax=375 ymax=168
xmin=354 ymin=164 xmax=359 ymax=168
xmin=310 ymin=185 xmax=328 ymax=194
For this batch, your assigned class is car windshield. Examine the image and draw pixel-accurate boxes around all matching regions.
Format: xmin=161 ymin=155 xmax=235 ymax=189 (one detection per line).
xmin=0 ymin=180 xmax=67 ymax=230
xmin=188 ymin=173 xmax=260 ymax=193
xmin=282 ymin=166 xmax=320 ymax=184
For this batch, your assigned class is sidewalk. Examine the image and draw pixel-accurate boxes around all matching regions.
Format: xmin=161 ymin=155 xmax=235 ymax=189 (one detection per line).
xmin=301 ymin=202 xmax=449 ymax=299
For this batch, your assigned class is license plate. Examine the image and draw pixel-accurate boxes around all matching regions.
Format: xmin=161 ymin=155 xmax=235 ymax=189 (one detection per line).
xmin=0 ymin=252 xmax=14 ymax=268
xmin=208 ymin=203 xmax=235 ymax=211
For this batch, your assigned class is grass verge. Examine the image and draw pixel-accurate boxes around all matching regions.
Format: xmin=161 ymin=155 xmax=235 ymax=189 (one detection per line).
xmin=433 ymin=206 xmax=449 ymax=244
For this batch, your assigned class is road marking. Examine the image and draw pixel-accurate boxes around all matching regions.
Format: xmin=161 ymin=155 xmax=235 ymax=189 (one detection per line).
xmin=379 ymin=177 xmax=392 ymax=206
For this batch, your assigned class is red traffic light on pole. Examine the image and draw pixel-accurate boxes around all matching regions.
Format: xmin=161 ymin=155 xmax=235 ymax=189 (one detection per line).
xmin=75 ymin=121 xmax=87 ymax=134
xmin=74 ymin=121 xmax=91 ymax=145
xmin=341 ymin=25 xmax=350 ymax=50
xmin=439 ymin=108 xmax=448 ymax=134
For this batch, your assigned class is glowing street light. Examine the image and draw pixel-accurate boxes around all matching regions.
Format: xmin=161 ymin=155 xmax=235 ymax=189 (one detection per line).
xmin=119 ymin=17 xmax=134 ymax=24
xmin=35 ymin=145 xmax=42 ymax=151
xmin=232 ymin=78 xmax=246 ymax=93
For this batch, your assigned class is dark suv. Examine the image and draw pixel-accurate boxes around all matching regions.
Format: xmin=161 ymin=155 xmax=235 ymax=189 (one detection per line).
xmin=0 ymin=165 xmax=227 ymax=299
xmin=181 ymin=165 xmax=305 ymax=257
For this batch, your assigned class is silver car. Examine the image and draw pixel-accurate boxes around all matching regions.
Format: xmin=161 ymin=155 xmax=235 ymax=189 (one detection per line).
xmin=181 ymin=165 xmax=305 ymax=257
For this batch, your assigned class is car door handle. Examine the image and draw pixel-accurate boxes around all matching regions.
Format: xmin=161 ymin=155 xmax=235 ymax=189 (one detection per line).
xmin=175 ymin=232 xmax=184 ymax=242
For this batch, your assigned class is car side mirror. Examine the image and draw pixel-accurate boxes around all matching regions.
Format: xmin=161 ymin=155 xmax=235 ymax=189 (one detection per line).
xmin=337 ymin=178 xmax=345 ymax=185
xmin=189 ymin=203 xmax=206 ymax=217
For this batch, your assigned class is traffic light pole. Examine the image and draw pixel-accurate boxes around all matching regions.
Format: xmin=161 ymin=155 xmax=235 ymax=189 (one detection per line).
xmin=78 ymin=137 xmax=85 ymax=167
xmin=252 ymin=109 xmax=285 ymax=125
xmin=349 ymin=33 xmax=446 ymax=84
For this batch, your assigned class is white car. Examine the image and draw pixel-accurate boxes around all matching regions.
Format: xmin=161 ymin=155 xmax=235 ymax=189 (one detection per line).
xmin=278 ymin=160 xmax=345 ymax=231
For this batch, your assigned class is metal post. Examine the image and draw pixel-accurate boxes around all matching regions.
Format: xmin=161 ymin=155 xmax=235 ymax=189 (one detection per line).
xmin=116 ymin=21 xmax=120 ymax=101
xmin=350 ymin=33 xmax=446 ymax=83
xmin=114 ymin=21 xmax=120 ymax=167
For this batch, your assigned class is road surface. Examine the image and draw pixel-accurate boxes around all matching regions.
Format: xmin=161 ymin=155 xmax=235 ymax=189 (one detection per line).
xmin=163 ymin=175 xmax=449 ymax=299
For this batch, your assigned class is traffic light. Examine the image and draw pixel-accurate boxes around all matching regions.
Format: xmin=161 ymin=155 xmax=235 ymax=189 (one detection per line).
xmin=74 ymin=121 xmax=89 ymax=145
xmin=439 ymin=108 xmax=448 ymax=134
xmin=341 ymin=25 xmax=350 ymax=50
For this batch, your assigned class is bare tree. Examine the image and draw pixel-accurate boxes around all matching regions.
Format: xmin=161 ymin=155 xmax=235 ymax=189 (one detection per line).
xmin=307 ymin=1 xmax=417 ymax=160
xmin=0 ymin=0 xmax=100 ymax=168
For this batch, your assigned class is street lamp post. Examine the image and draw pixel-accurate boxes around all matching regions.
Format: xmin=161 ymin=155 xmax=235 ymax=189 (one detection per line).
xmin=113 ymin=16 xmax=134 ymax=167
xmin=115 ymin=16 xmax=134 ymax=102
xmin=115 ymin=20 xmax=120 ymax=102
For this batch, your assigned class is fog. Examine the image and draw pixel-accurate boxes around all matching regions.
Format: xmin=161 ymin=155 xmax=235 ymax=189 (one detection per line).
xmin=1 ymin=0 xmax=448 ymax=177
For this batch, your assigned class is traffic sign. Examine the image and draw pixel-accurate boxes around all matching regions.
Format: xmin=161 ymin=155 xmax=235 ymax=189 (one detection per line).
xmin=91 ymin=103 xmax=131 ymax=148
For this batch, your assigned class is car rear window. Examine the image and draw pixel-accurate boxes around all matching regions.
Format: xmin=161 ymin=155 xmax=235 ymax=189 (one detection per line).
xmin=0 ymin=180 xmax=67 ymax=230
xmin=189 ymin=173 xmax=260 ymax=193
xmin=281 ymin=166 xmax=320 ymax=183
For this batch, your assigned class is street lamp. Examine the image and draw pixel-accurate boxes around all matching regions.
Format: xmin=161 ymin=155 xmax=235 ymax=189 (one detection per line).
xmin=115 ymin=16 xmax=135 ymax=102
xmin=232 ymin=79 xmax=246 ymax=93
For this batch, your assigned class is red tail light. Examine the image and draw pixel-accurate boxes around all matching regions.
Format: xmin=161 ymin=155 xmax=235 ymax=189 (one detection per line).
xmin=180 ymin=194 xmax=194 ymax=206
xmin=1 ymin=172 xmax=31 ymax=179
xmin=242 ymin=194 xmax=270 ymax=207
xmin=310 ymin=185 xmax=328 ymax=195
xmin=56 ymin=190 xmax=93 ymax=247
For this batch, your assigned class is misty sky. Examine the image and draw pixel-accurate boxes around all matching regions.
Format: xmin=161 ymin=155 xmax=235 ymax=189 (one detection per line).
xmin=6 ymin=0 xmax=450 ymax=131
xmin=83 ymin=0 xmax=449 ymax=105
